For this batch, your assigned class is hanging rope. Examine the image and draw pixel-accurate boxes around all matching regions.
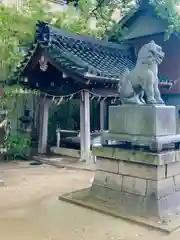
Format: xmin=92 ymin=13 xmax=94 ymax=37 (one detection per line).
xmin=40 ymin=89 xmax=119 ymax=105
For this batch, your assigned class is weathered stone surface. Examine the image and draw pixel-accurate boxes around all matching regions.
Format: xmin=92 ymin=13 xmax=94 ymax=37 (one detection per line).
xmin=91 ymin=143 xmax=180 ymax=221
xmin=120 ymin=191 xmax=148 ymax=216
xmin=92 ymin=147 xmax=114 ymax=159
xmin=157 ymin=191 xmax=180 ymax=215
xmin=158 ymin=196 xmax=168 ymax=216
xmin=102 ymin=132 xmax=180 ymax=153
xmin=147 ymin=178 xmax=175 ymax=199
xmin=51 ymin=147 xmax=80 ymax=158
xmin=96 ymin=158 xmax=118 ymax=173
xmin=161 ymin=151 xmax=176 ymax=164
xmin=90 ymin=184 xmax=122 ymax=203
xmin=175 ymin=150 xmax=180 ymax=162
xmin=90 ymin=184 xmax=167 ymax=218
xmin=109 ymin=105 xmax=176 ymax=136
xmin=166 ymin=191 xmax=180 ymax=211
xmin=167 ymin=161 xmax=180 ymax=178
xmin=94 ymin=170 xmax=122 ymax=191
xmin=93 ymin=146 xmax=178 ymax=166
xmin=174 ymin=175 xmax=180 ymax=191
xmin=114 ymin=148 xmax=160 ymax=165
xmin=90 ymin=184 xmax=148 ymax=215
xmin=122 ymin=176 xmax=147 ymax=196
xmin=90 ymin=181 xmax=180 ymax=219
xmin=117 ymin=41 xmax=165 ymax=105
xmin=118 ymin=161 xmax=165 ymax=180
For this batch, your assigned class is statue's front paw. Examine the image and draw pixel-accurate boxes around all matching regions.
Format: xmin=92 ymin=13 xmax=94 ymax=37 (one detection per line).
xmin=157 ymin=99 xmax=165 ymax=104
xmin=147 ymin=99 xmax=157 ymax=104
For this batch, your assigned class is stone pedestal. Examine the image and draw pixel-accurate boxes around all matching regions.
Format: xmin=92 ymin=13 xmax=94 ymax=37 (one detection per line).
xmin=109 ymin=104 xmax=176 ymax=136
xmin=104 ymin=105 xmax=180 ymax=152
xmin=91 ymin=146 xmax=180 ymax=222
xmin=59 ymin=104 xmax=180 ymax=232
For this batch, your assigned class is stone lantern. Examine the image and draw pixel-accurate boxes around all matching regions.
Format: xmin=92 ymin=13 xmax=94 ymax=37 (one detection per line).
xmin=19 ymin=108 xmax=33 ymax=133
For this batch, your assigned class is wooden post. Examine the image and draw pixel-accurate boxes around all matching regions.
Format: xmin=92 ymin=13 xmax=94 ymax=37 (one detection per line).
xmin=100 ymin=99 xmax=108 ymax=131
xmin=38 ymin=99 xmax=50 ymax=154
xmin=100 ymin=100 xmax=105 ymax=131
xmin=80 ymin=90 xmax=92 ymax=163
xmin=56 ymin=128 xmax=61 ymax=148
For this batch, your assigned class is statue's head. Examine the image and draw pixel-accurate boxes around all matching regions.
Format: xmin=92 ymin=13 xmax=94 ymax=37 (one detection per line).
xmin=137 ymin=40 xmax=165 ymax=65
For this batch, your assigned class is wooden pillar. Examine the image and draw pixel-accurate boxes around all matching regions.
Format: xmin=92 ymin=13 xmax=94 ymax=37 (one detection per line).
xmin=56 ymin=128 xmax=61 ymax=148
xmin=38 ymin=99 xmax=50 ymax=154
xmin=80 ymin=90 xmax=91 ymax=163
xmin=100 ymin=100 xmax=105 ymax=131
xmin=100 ymin=99 xmax=107 ymax=131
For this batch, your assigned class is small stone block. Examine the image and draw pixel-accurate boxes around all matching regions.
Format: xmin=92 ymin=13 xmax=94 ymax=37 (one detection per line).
xmin=93 ymin=146 xmax=178 ymax=166
xmin=175 ymin=151 xmax=180 ymax=161
xmin=165 ymin=191 xmax=180 ymax=211
xmin=92 ymin=147 xmax=114 ymax=159
xmin=174 ymin=175 xmax=180 ymax=191
xmin=109 ymin=105 xmax=176 ymax=136
xmin=90 ymin=184 xmax=123 ymax=203
xmin=118 ymin=161 xmax=165 ymax=180
xmin=122 ymin=176 xmax=147 ymax=196
xmin=147 ymin=178 xmax=175 ymax=199
xmin=51 ymin=147 xmax=80 ymax=158
xmin=96 ymin=158 xmax=119 ymax=173
xmin=94 ymin=170 xmax=122 ymax=191
xmin=167 ymin=161 xmax=180 ymax=177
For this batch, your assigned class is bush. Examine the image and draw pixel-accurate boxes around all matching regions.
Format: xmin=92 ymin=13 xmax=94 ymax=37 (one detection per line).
xmin=6 ymin=132 xmax=31 ymax=160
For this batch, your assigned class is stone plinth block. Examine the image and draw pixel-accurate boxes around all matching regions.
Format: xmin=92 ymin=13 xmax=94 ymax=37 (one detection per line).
xmin=91 ymin=146 xmax=180 ymax=222
xmin=59 ymin=146 xmax=180 ymax=232
xmin=92 ymin=146 xmax=179 ymax=165
xmin=109 ymin=105 xmax=176 ymax=136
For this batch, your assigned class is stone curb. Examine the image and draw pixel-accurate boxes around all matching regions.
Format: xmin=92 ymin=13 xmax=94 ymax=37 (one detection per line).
xmin=59 ymin=189 xmax=174 ymax=234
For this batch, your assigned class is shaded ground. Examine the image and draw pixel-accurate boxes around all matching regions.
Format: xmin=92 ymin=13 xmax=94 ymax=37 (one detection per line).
xmin=1 ymin=162 xmax=180 ymax=240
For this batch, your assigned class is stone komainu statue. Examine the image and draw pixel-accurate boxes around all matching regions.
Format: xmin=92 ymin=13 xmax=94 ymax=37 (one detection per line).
xmin=118 ymin=40 xmax=165 ymax=104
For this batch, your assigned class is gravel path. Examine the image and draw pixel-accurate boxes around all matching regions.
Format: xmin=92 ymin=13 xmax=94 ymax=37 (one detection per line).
xmin=0 ymin=162 xmax=180 ymax=240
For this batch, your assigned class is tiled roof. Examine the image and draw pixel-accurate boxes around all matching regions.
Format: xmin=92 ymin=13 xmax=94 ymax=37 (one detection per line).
xmin=10 ymin=21 xmax=135 ymax=84
xmin=9 ymin=21 xmax=172 ymax=88
xmin=38 ymin=22 xmax=136 ymax=82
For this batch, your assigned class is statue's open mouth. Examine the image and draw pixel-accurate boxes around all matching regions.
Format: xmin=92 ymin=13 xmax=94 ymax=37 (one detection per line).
xmin=156 ymin=52 xmax=164 ymax=63
xmin=150 ymin=50 xmax=164 ymax=63
xmin=158 ymin=55 xmax=163 ymax=62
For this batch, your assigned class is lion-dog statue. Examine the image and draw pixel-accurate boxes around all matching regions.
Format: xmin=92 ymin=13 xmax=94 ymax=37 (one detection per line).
xmin=118 ymin=40 xmax=165 ymax=104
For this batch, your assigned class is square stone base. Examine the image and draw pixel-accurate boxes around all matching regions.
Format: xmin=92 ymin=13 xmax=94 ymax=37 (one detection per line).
xmin=109 ymin=105 xmax=176 ymax=136
xmin=59 ymin=146 xmax=180 ymax=233
xmin=91 ymin=147 xmax=180 ymax=221
xmin=59 ymin=188 xmax=180 ymax=233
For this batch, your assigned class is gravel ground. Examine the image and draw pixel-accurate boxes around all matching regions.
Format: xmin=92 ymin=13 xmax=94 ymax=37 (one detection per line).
xmin=0 ymin=162 xmax=180 ymax=240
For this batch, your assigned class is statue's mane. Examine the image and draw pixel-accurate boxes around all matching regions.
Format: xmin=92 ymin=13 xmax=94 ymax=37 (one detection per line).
xmin=137 ymin=41 xmax=162 ymax=65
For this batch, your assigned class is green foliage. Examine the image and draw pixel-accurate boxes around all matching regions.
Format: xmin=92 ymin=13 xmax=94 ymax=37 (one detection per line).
xmin=0 ymin=0 xmax=135 ymax=82
xmin=0 ymin=0 xmax=52 ymax=82
xmin=88 ymin=0 xmax=135 ymax=39
xmin=2 ymin=85 xmax=38 ymax=119
xmin=152 ymin=0 xmax=180 ymax=39
xmin=6 ymin=132 xmax=31 ymax=160
xmin=1 ymin=85 xmax=39 ymax=159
